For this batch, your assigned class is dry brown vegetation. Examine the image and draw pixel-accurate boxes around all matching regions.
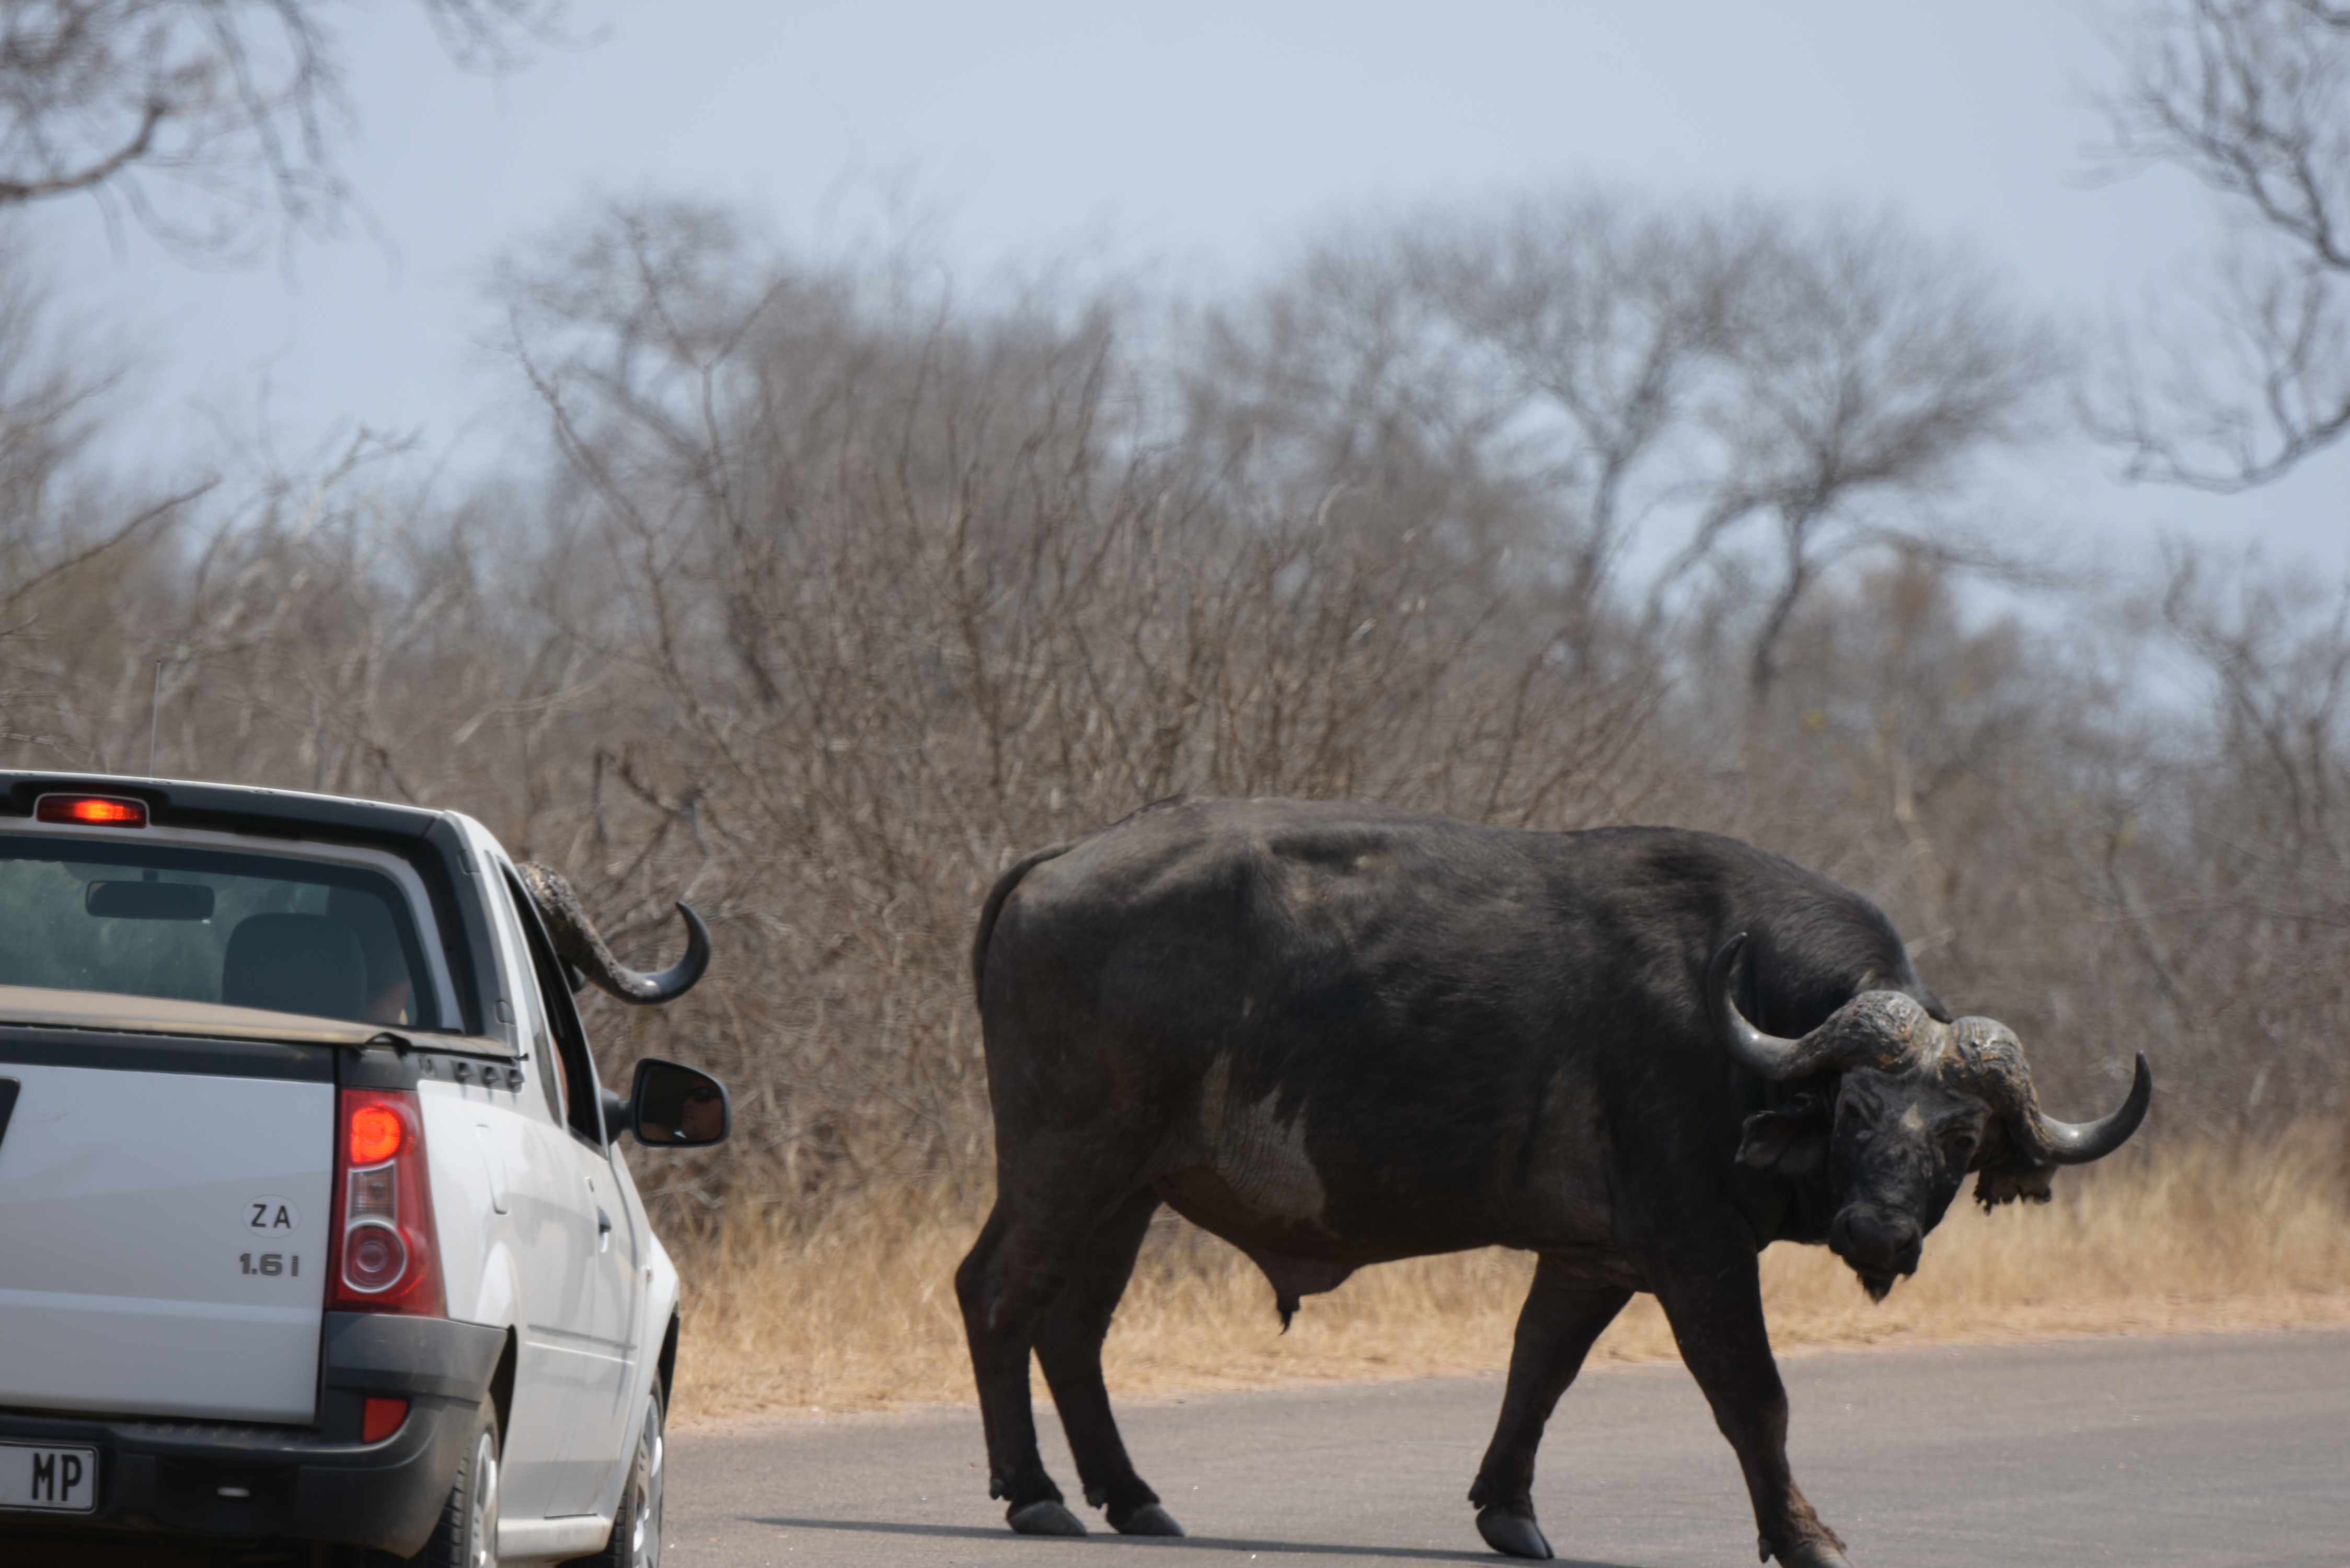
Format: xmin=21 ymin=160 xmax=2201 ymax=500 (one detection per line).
xmin=5 ymin=181 xmax=2350 ymax=1413
xmin=670 ymin=1128 xmax=2350 ymax=1421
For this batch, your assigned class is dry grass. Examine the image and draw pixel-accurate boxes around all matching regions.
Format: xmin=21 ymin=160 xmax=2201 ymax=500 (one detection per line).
xmin=665 ymin=1128 xmax=2350 ymax=1424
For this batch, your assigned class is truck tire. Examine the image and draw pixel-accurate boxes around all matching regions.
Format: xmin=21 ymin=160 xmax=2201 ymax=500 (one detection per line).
xmin=401 ymin=1399 xmax=503 ymax=1568
xmin=341 ymin=1399 xmax=500 ymax=1566
xmin=563 ymin=1386 xmax=664 ymax=1568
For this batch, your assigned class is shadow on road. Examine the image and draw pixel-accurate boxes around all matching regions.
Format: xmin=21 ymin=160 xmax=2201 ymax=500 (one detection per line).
xmin=753 ymin=1516 xmax=1006 ymax=1544
xmin=752 ymin=1515 xmax=1634 ymax=1565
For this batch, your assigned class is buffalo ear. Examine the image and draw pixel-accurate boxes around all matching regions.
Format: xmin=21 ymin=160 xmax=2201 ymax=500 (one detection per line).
xmin=1737 ymin=1096 xmax=1828 ymax=1177
xmin=1973 ymin=1160 xmax=2055 ymax=1210
xmin=1969 ymin=1119 xmax=2056 ymax=1210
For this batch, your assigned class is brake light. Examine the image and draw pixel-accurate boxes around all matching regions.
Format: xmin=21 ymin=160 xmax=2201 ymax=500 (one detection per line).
xmin=349 ymin=1105 xmax=404 ymax=1164
xmin=328 ymin=1089 xmax=444 ymax=1318
xmin=35 ymin=794 xmax=147 ymax=827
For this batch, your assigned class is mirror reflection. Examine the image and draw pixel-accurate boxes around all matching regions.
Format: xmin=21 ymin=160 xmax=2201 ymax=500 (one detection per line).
xmin=633 ymin=1059 xmax=729 ymax=1146
xmin=86 ymin=880 xmax=215 ymax=921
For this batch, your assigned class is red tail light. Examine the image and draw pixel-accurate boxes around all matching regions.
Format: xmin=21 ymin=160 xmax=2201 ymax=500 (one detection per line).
xmin=348 ymin=1105 xmax=404 ymax=1165
xmin=328 ymin=1089 xmax=444 ymax=1317
xmin=36 ymin=794 xmax=147 ymax=827
xmin=361 ymin=1397 xmax=410 ymax=1443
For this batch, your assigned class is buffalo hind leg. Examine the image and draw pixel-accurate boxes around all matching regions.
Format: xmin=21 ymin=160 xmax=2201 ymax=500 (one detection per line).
xmin=1649 ymin=1242 xmax=1851 ymax=1567
xmin=1032 ymin=1188 xmax=1183 ymax=1537
xmin=955 ymin=1195 xmax=1114 ymax=1536
xmin=1467 ymin=1256 xmax=1632 ymax=1560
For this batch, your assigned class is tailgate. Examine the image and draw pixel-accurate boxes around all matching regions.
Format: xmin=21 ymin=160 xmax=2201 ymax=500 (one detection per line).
xmin=0 ymin=1031 xmax=336 ymax=1423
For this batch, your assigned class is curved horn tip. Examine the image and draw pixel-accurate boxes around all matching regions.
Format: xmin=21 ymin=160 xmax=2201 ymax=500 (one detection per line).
xmin=2041 ymin=1051 xmax=2153 ymax=1166
xmin=613 ymin=900 xmax=710 ymax=1005
xmin=673 ymin=901 xmax=712 ymax=971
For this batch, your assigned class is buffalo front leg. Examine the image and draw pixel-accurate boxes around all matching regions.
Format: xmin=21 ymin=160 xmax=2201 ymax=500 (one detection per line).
xmin=1467 ymin=1256 xmax=1631 ymax=1560
xmin=1649 ymin=1243 xmax=1851 ymax=1567
xmin=1032 ymin=1188 xmax=1183 ymax=1537
xmin=955 ymin=1197 xmax=1108 ymax=1536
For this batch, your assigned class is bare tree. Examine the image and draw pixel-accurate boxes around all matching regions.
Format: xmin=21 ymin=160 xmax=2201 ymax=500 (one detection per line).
xmin=2100 ymin=0 xmax=2350 ymax=488
xmin=1683 ymin=212 xmax=2059 ymax=695
xmin=0 ymin=230 xmax=201 ymax=748
xmin=0 ymin=0 xmax=563 ymax=258
xmin=1433 ymin=192 xmax=1742 ymax=610
xmin=1195 ymin=194 xmax=2058 ymax=701
xmin=1182 ymin=218 xmax=1543 ymax=592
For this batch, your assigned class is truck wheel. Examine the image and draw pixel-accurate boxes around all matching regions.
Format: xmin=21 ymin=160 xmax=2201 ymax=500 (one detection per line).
xmin=563 ymin=1386 xmax=664 ymax=1568
xmin=345 ymin=1400 xmax=500 ymax=1567
xmin=414 ymin=1400 xmax=503 ymax=1568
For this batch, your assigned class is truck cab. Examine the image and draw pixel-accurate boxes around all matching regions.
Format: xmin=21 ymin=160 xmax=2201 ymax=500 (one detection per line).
xmin=0 ymin=773 xmax=725 ymax=1566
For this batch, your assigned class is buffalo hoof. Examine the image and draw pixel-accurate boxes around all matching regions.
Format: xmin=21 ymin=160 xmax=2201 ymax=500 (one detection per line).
xmin=1007 ymin=1500 xmax=1089 ymax=1536
xmin=1776 ymin=1542 xmax=1854 ymax=1568
xmin=1475 ymin=1505 xmax=1554 ymax=1560
xmin=1110 ymin=1502 xmax=1186 ymax=1536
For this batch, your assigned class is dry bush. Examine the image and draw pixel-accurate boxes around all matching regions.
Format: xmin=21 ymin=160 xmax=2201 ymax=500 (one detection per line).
xmin=479 ymin=201 xmax=1664 ymax=1215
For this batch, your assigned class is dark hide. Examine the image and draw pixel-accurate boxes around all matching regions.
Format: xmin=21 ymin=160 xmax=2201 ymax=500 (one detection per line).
xmin=955 ymin=797 xmax=2070 ymax=1564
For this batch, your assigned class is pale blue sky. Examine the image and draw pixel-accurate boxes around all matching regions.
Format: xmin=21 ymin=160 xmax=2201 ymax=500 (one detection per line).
xmin=36 ymin=0 xmax=2348 ymax=570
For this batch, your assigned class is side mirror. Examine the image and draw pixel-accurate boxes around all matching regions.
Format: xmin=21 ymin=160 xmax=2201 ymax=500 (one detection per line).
xmin=626 ymin=1058 xmax=731 ymax=1148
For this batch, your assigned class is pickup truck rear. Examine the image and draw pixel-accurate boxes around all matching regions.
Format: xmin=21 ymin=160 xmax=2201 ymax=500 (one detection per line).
xmin=0 ymin=773 xmax=727 ymax=1566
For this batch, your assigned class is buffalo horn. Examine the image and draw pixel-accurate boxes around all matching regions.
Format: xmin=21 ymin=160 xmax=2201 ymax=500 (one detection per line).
xmin=1706 ymin=932 xmax=1937 ymax=1081
xmin=1939 ymin=1018 xmax=2154 ymax=1167
xmin=516 ymin=861 xmax=712 ymax=1006
xmin=2030 ymin=1052 xmax=2153 ymax=1166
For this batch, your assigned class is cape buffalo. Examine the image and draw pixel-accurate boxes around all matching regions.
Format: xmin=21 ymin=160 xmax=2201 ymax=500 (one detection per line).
xmin=955 ymin=797 xmax=2150 ymax=1564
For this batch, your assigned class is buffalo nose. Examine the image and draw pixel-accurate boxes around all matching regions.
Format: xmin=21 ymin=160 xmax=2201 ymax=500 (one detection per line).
xmin=1834 ymin=1208 xmax=1922 ymax=1274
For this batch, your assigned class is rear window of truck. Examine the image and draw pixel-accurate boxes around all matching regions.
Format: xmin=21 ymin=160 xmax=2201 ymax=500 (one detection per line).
xmin=0 ymin=834 xmax=441 ymax=1028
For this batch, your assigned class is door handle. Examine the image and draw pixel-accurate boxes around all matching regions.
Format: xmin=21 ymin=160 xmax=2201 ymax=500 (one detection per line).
xmin=596 ymin=1207 xmax=614 ymax=1254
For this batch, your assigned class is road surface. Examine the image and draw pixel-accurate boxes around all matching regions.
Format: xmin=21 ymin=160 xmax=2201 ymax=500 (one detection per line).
xmin=661 ymin=1330 xmax=2349 ymax=1567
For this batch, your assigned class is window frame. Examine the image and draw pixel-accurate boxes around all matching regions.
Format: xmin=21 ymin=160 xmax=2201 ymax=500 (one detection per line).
xmin=496 ymin=862 xmax=609 ymax=1150
xmin=0 ymin=823 xmax=459 ymax=1031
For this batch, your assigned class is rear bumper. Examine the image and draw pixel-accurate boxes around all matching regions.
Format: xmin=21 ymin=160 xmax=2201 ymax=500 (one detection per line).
xmin=0 ymin=1312 xmax=504 ymax=1557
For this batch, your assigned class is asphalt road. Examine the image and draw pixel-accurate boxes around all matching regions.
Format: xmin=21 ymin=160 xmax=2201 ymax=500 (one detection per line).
xmin=661 ymin=1331 xmax=2350 ymax=1568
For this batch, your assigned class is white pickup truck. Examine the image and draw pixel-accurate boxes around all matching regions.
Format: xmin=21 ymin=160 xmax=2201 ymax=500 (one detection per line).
xmin=0 ymin=772 xmax=731 ymax=1567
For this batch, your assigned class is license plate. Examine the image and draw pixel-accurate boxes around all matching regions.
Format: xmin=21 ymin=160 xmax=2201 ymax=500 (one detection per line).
xmin=0 ymin=1442 xmax=97 ymax=1512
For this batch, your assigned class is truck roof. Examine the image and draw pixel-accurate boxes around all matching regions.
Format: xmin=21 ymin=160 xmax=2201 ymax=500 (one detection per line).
xmin=0 ymin=772 xmax=452 ymax=844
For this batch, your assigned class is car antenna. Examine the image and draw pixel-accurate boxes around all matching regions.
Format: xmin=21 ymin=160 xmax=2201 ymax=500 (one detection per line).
xmin=149 ymin=660 xmax=162 ymax=778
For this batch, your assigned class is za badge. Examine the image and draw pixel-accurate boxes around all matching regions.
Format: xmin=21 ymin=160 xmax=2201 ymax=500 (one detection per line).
xmin=243 ymin=1195 xmax=301 ymax=1235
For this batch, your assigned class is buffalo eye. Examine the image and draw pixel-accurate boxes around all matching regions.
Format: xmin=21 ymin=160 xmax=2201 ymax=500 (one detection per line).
xmin=1941 ymin=1129 xmax=1978 ymax=1168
